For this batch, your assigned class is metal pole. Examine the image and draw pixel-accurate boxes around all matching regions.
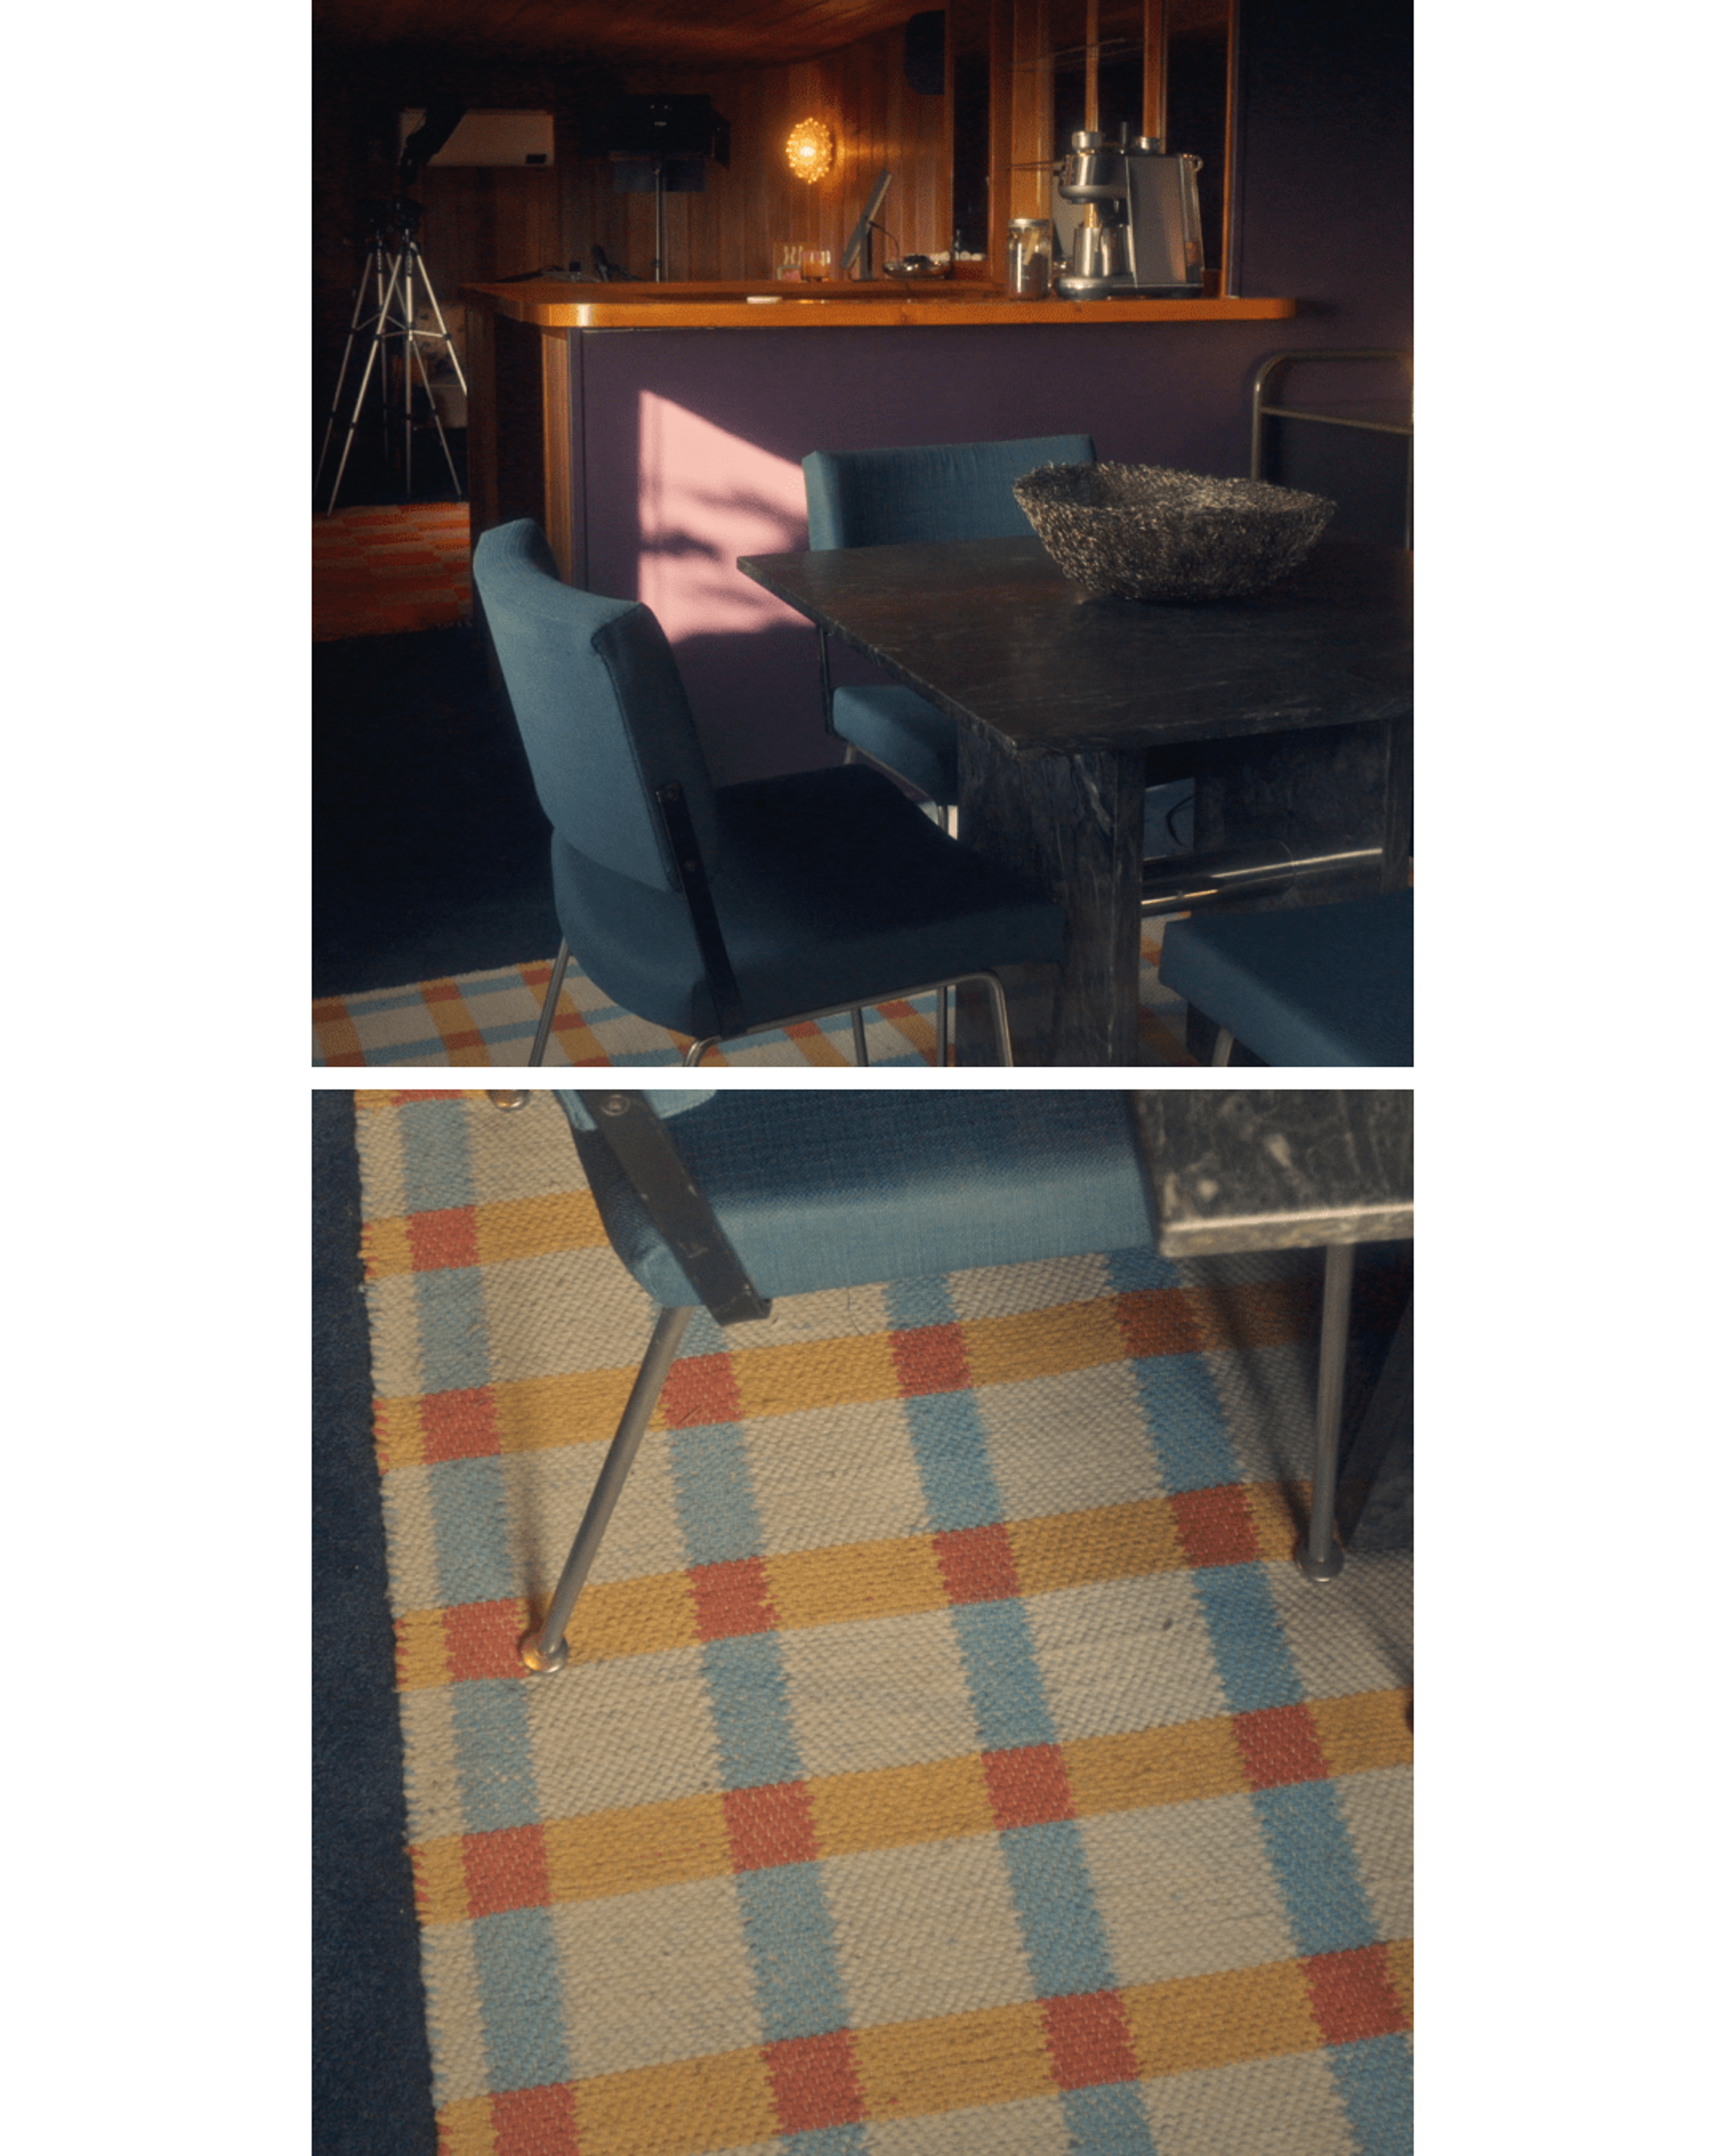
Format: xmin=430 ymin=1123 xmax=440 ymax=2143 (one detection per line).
xmin=1298 ymin=1243 xmax=1354 ymax=1581
xmin=320 ymin=246 xmax=407 ymax=517
xmin=527 ymin=941 xmax=572 ymax=1067
xmin=398 ymin=246 xmax=414 ymax=501
xmin=314 ymin=241 xmax=386 ymax=502
xmin=521 ymin=1303 xmax=694 ymax=1673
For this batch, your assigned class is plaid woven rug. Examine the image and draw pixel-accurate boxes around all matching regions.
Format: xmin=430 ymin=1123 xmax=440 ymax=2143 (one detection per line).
xmin=314 ymin=503 xmax=472 ymax=641
xmin=354 ymin=1091 xmax=1411 ymax=2155
xmin=315 ymin=929 xmax=1196 ymax=1068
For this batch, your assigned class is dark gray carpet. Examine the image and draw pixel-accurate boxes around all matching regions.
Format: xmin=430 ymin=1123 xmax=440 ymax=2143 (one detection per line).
xmin=313 ymin=625 xmax=560 ymax=999
xmin=313 ymin=1092 xmax=438 ymax=2155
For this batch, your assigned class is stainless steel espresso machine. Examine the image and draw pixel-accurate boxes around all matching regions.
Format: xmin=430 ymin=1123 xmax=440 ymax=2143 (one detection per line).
xmin=1054 ymin=132 xmax=1203 ymax=300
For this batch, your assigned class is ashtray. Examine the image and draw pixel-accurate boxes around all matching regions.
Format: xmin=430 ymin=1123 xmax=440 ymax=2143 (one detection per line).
xmin=1012 ymin=463 xmax=1336 ymax=601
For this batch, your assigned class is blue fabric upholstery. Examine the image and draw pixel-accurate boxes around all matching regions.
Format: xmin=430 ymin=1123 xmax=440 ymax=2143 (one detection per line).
xmin=1159 ymin=890 xmax=1414 ymax=1067
xmin=803 ymin=436 xmax=1097 ymax=551
xmin=472 ymin=521 xmax=723 ymax=887
xmin=801 ymin=437 xmax=1191 ymax=852
xmin=827 ymin=685 xmax=960 ymax=804
xmin=550 ymin=763 xmax=1064 ymax=1040
xmin=554 ymin=1090 xmax=1156 ymax=1304
xmin=805 ymin=438 xmax=1096 ymax=812
xmin=1143 ymin=779 xmax=1196 ymax=859
xmin=472 ymin=520 xmax=1066 ymax=1047
xmin=557 ymin=1091 xmax=714 ymax=1130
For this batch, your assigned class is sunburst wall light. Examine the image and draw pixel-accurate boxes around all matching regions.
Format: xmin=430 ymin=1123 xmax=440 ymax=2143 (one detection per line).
xmin=785 ymin=118 xmax=835 ymax=183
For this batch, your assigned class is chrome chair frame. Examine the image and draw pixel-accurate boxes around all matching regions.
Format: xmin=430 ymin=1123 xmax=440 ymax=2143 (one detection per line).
xmin=514 ymin=1091 xmax=1379 ymax=1675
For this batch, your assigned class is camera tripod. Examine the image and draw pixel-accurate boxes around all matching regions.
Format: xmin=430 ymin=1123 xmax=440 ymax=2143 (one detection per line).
xmin=315 ymin=197 xmax=468 ymax=516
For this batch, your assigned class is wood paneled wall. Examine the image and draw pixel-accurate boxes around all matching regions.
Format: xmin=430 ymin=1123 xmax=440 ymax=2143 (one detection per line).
xmin=602 ymin=34 xmax=953 ymax=279
xmin=314 ymin=25 xmax=953 ymax=405
xmin=312 ymin=3 xmax=1240 ymax=406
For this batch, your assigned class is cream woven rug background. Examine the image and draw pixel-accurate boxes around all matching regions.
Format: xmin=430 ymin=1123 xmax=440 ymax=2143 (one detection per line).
xmin=355 ymin=1090 xmax=1411 ymax=2154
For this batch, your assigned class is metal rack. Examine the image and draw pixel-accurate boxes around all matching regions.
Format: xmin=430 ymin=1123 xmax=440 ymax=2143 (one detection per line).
xmin=1250 ymin=349 xmax=1412 ymax=548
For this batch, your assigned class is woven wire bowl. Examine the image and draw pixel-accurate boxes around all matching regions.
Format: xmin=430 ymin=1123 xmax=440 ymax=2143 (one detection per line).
xmin=1013 ymin=463 xmax=1336 ymax=601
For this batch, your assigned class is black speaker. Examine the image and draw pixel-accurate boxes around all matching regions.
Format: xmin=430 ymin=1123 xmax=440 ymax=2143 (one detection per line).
xmin=905 ymin=11 xmax=945 ymax=97
xmin=588 ymin=95 xmax=727 ymax=162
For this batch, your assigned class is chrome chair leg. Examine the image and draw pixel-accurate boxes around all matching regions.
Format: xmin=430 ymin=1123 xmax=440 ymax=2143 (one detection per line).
xmin=1296 ymin=1243 xmax=1354 ymax=1582
xmin=935 ymin=987 xmax=949 ymax=1066
xmin=977 ymin=972 xmax=1016 ymax=1066
xmin=852 ymin=1009 xmax=870 ymax=1064
xmin=1211 ymin=1027 xmax=1235 ymax=1069
xmin=528 ymin=941 xmax=572 ymax=1067
xmin=521 ymin=1304 xmax=695 ymax=1673
xmin=682 ymin=1036 xmax=717 ymax=1066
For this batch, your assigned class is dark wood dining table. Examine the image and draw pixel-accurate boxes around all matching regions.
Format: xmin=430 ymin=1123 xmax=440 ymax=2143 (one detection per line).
xmin=738 ymin=534 xmax=1412 ymax=1066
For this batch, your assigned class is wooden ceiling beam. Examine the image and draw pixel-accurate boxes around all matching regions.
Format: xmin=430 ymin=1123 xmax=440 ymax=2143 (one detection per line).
xmin=311 ymin=0 xmax=927 ymax=68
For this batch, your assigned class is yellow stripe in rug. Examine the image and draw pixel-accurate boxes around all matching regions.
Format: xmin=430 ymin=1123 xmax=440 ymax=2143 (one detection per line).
xmin=409 ymin=1688 xmax=1413 ymax=1921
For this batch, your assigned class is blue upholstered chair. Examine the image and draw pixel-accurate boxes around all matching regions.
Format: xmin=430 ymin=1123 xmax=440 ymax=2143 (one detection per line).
xmin=803 ymin=437 xmax=1196 ymax=841
xmin=803 ymin=437 xmax=1099 ymax=814
xmin=801 ymin=436 xmax=1192 ymax=1059
xmin=1159 ymin=890 xmax=1413 ymax=1066
xmin=472 ymin=520 xmax=1066 ymax=1066
xmin=509 ymin=1089 xmax=1369 ymax=1676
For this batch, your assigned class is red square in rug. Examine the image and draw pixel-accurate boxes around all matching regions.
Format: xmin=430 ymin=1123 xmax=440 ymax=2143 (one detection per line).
xmin=935 ymin=1522 xmax=1021 ymax=1605
xmin=725 ymin=1780 xmax=820 ymax=1871
xmin=891 ymin=1321 xmax=971 ymax=1396
xmin=490 ymin=2081 xmax=581 ymax=2153
xmin=1233 ymin=1703 xmax=1329 ymax=1789
xmin=1112 ymin=1286 xmax=1206 ymax=1359
xmin=1169 ymin=1484 xmax=1261 ymax=1568
xmin=1041 ymin=1988 xmax=1140 ymax=2090
xmin=1302 ymin=1944 xmax=1410 ymax=2044
xmin=763 ymin=2029 xmax=865 ymax=2133
xmin=659 ymin=1351 xmax=743 ymax=1428
xmin=439 ymin=1028 xmax=486 ymax=1054
xmin=407 ymin=1205 xmax=481 ymax=1272
xmin=445 ymin=1598 xmax=530 ymax=1682
xmin=689 ymin=1555 xmax=778 ymax=1641
xmin=984 ymin=1743 xmax=1077 ymax=1830
xmin=464 ymin=1823 xmax=552 ymax=1918
xmin=419 ymin=1386 xmax=501 ymax=1462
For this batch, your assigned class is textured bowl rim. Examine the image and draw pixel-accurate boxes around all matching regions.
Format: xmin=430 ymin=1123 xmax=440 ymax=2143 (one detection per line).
xmin=1015 ymin=463 xmax=1334 ymax=519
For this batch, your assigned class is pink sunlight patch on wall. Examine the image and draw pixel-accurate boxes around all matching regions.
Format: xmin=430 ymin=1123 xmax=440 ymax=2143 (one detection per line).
xmin=638 ymin=393 xmax=809 ymax=643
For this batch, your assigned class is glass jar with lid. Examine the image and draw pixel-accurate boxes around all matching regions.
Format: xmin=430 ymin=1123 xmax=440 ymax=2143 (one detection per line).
xmin=1006 ymin=219 xmax=1052 ymax=299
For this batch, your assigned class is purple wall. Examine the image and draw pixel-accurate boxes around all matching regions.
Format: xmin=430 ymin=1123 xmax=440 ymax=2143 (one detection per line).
xmin=571 ymin=0 xmax=1411 ymax=786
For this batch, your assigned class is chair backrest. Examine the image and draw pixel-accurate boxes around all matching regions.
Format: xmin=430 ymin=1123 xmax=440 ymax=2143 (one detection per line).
xmin=472 ymin=520 xmax=722 ymax=889
xmin=802 ymin=434 xmax=1097 ymax=551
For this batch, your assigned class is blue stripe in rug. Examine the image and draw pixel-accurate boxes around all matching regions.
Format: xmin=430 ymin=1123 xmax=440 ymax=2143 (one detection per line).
xmin=469 ymin=1905 xmax=574 ymax=2091
xmin=1329 ymin=2032 xmax=1414 ymax=2156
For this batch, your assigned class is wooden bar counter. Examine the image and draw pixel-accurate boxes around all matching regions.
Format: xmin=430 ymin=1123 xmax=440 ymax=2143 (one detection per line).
xmin=469 ymin=277 xmax=1294 ymax=332
xmin=461 ymin=276 xmax=1301 ymax=788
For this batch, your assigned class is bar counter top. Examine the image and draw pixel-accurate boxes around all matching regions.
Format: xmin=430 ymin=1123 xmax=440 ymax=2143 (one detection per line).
xmin=464 ymin=278 xmax=1297 ymax=331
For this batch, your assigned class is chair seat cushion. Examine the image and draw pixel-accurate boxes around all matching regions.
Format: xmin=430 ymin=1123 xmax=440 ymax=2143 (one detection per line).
xmin=552 ymin=762 xmax=1066 ymax=1042
xmin=1158 ymin=889 xmax=1413 ymax=1067
xmin=831 ymin=685 xmax=961 ymax=805
xmin=559 ymin=1090 xmax=1157 ymax=1303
